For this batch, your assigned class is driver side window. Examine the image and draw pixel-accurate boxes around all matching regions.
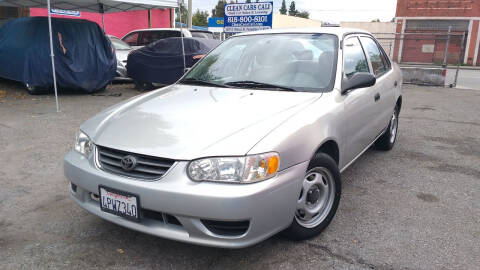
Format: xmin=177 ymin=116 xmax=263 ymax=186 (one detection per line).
xmin=343 ymin=37 xmax=369 ymax=79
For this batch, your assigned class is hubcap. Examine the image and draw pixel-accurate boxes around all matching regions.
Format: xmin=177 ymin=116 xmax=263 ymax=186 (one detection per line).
xmin=295 ymin=167 xmax=336 ymax=228
xmin=390 ymin=109 xmax=398 ymax=144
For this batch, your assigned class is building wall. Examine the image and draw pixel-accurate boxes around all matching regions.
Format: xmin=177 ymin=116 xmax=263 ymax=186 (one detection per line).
xmin=395 ymin=0 xmax=480 ymax=65
xmin=340 ymin=22 xmax=396 ymax=33
xmin=396 ymin=0 xmax=480 ymax=17
xmin=30 ymin=8 xmax=171 ymax=38
xmin=272 ymin=14 xmax=323 ymax=28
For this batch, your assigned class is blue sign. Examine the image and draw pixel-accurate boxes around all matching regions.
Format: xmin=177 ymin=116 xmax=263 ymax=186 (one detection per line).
xmin=224 ymin=2 xmax=273 ymax=33
xmin=208 ymin=17 xmax=224 ymax=28
xmin=50 ymin=8 xmax=81 ymax=17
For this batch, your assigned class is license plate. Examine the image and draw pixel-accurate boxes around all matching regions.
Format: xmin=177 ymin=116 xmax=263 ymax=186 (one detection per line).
xmin=99 ymin=186 xmax=140 ymax=222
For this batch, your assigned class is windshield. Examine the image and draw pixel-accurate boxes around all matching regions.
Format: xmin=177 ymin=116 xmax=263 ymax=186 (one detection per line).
xmin=182 ymin=33 xmax=338 ymax=92
xmin=109 ymin=37 xmax=131 ymax=50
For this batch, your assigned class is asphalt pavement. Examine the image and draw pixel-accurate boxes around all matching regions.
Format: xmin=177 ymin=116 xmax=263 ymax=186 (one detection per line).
xmin=0 ymin=80 xmax=479 ymax=270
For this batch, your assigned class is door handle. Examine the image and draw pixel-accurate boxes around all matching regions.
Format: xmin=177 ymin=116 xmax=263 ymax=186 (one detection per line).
xmin=374 ymin=93 xmax=381 ymax=102
xmin=394 ymin=81 xmax=398 ymax=87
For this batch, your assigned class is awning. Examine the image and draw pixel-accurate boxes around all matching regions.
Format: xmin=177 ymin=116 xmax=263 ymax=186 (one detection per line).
xmin=0 ymin=0 xmax=178 ymax=12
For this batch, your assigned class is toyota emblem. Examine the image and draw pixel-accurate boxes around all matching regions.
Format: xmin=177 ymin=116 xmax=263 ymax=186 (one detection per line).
xmin=120 ymin=155 xmax=137 ymax=171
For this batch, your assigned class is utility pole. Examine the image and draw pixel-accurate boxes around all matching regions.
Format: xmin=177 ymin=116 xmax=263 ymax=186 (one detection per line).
xmin=187 ymin=0 xmax=192 ymax=29
xmin=148 ymin=9 xmax=152 ymax=28
xmin=442 ymin=26 xmax=452 ymax=68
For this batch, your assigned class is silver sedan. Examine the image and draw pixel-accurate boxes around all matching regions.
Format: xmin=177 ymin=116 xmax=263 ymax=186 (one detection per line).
xmin=108 ymin=35 xmax=132 ymax=79
xmin=64 ymin=27 xmax=403 ymax=248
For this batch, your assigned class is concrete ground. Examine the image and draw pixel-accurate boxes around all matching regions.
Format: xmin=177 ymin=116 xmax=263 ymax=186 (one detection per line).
xmin=400 ymin=64 xmax=480 ymax=90
xmin=445 ymin=68 xmax=480 ymax=90
xmin=0 ymin=80 xmax=479 ymax=270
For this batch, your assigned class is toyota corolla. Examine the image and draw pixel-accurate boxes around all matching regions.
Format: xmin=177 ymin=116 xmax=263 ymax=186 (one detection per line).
xmin=64 ymin=27 xmax=403 ymax=248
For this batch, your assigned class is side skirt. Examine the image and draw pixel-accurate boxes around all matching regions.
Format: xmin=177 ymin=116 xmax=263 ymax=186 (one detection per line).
xmin=340 ymin=128 xmax=387 ymax=174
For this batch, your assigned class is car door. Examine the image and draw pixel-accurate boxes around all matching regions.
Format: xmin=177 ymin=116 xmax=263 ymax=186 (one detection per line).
xmin=342 ymin=36 xmax=381 ymax=164
xmin=359 ymin=36 xmax=396 ymax=135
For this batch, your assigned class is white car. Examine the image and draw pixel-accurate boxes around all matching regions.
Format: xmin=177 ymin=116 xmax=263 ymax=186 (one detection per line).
xmin=121 ymin=28 xmax=215 ymax=49
xmin=65 ymin=27 xmax=402 ymax=248
xmin=107 ymin=35 xmax=132 ymax=79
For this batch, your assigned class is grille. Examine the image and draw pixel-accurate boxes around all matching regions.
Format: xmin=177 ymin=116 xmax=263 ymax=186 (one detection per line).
xmin=96 ymin=145 xmax=175 ymax=180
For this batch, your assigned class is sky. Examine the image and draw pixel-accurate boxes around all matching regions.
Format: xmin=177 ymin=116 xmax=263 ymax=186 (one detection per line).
xmin=190 ymin=0 xmax=398 ymax=22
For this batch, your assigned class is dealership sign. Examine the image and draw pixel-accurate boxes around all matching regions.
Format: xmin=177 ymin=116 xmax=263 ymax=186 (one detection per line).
xmin=50 ymin=8 xmax=81 ymax=17
xmin=208 ymin=17 xmax=224 ymax=33
xmin=224 ymin=2 xmax=273 ymax=33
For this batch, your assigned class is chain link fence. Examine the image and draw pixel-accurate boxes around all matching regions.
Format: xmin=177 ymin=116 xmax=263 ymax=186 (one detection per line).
xmin=373 ymin=30 xmax=467 ymax=87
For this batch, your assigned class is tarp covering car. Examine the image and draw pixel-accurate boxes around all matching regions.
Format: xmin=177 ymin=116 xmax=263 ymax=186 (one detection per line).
xmin=127 ymin=37 xmax=221 ymax=85
xmin=0 ymin=17 xmax=116 ymax=92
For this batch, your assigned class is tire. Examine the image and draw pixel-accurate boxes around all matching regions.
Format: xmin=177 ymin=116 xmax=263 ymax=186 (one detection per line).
xmin=374 ymin=105 xmax=399 ymax=151
xmin=134 ymin=81 xmax=154 ymax=90
xmin=282 ymin=153 xmax=342 ymax=241
xmin=25 ymin=83 xmax=42 ymax=95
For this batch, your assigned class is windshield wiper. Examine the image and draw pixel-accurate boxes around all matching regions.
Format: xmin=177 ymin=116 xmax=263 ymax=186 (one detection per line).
xmin=180 ymin=78 xmax=230 ymax=88
xmin=225 ymin=81 xmax=297 ymax=92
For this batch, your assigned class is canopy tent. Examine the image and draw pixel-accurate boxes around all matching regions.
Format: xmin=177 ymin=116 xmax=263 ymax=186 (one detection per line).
xmin=0 ymin=0 xmax=177 ymax=13
xmin=0 ymin=0 xmax=178 ymax=112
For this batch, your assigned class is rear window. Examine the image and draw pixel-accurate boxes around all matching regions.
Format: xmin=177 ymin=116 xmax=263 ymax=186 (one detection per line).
xmin=191 ymin=31 xmax=214 ymax=39
xmin=139 ymin=31 xmax=181 ymax=46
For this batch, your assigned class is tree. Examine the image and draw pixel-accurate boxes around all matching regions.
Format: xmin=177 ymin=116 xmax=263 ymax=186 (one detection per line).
xmin=192 ymin=9 xmax=209 ymax=26
xmin=296 ymin=11 xmax=309 ymax=19
xmin=371 ymin=18 xmax=381 ymax=22
xmin=288 ymin=1 xmax=297 ymax=16
xmin=211 ymin=0 xmax=227 ymax=17
xmin=175 ymin=3 xmax=188 ymax=24
xmin=279 ymin=0 xmax=287 ymax=14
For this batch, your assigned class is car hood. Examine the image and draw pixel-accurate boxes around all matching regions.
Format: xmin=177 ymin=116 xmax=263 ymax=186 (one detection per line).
xmin=82 ymin=84 xmax=320 ymax=160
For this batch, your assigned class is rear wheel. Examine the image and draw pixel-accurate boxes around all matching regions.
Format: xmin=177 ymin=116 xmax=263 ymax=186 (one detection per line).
xmin=375 ymin=105 xmax=399 ymax=151
xmin=282 ymin=153 xmax=341 ymax=241
xmin=25 ymin=83 xmax=42 ymax=95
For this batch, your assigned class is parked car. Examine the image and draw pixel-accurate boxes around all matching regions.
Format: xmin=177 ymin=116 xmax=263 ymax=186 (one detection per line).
xmin=107 ymin=35 xmax=133 ymax=79
xmin=64 ymin=27 xmax=402 ymax=248
xmin=127 ymin=37 xmax=220 ymax=89
xmin=190 ymin=29 xmax=216 ymax=39
xmin=121 ymin=28 xmax=215 ymax=49
xmin=0 ymin=17 xmax=116 ymax=94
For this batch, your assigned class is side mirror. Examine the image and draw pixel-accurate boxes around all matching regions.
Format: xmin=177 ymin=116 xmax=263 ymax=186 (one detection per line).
xmin=341 ymin=72 xmax=376 ymax=94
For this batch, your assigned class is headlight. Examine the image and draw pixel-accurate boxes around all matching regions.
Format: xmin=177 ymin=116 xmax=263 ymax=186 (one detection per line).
xmin=74 ymin=130 xmax=93 ymax=157
xmin=187 ymin=152 xmax=279 ymax=183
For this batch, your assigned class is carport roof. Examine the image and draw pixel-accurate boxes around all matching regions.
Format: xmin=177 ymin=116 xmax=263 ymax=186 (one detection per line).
xmin=0 ymin=0 xmax=178 ymax=12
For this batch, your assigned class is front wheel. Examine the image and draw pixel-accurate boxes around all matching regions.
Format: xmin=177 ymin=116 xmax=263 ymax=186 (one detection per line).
xmin=282 ymin=153 xmax=341 ymax=241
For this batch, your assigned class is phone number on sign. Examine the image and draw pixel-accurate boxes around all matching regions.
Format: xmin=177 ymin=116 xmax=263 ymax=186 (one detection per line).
xmin=226 ymin=16 xmax=269 ymax=24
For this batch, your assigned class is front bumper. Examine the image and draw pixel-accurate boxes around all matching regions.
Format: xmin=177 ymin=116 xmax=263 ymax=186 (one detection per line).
xmin=64 ymin=149 xmax=308 ymax=248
